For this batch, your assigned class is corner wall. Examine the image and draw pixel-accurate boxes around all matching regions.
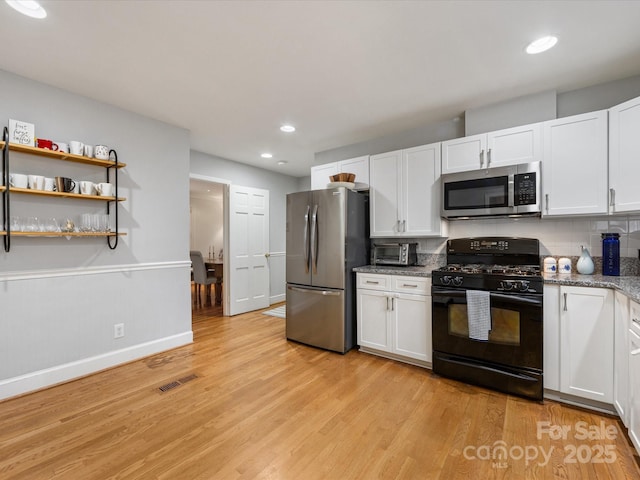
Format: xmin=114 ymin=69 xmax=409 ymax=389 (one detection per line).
xmin=0 ymin=70 xmax=193 ymax=400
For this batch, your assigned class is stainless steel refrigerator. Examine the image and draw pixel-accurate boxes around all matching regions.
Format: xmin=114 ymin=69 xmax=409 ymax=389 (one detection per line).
xmin=286 ymin=187 xmax=369 ymax=353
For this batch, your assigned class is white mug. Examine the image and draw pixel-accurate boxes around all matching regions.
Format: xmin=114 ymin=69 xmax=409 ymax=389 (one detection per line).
xmin=71 ymin=180 xmax=80 ymax=194
xmin=44 ymin=177 xmax=56 ymax=192
xmin=56 ymin=142 xmax=69 ymax=153
xmin=70 ymin=140 xmax=84 ymax=155
xmin=94 ymin=182 xmax=114 ymax=197
xmin=9 ymin=173 xmax=28 ymax=189
xmin=84 ymin=145 xmax=95 ymax=158
xmin=79 ymin=181 xmax=95 ymax=195
xmin=28 ymin=174 xmax=45 ymax=190
xmin=95 ymin=145 xmax=109 ymax=160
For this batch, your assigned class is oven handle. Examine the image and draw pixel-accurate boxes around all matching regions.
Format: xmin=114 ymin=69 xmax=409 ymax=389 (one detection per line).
xmin=432 ymin=289 xmax=543 ymax=307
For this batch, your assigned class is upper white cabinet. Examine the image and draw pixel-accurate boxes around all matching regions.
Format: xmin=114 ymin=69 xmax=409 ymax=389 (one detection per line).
xmin=441 ymin=122 xmax=542 ymax=174
xmin=560 ymin=286 xmax=614 ymax=404
xmin=310 ymin=155 xmax=370 ymax=190
xmin=310 ymin=163 xmax=339 ymax=190
xmin=542 ymin=110 xmax=608 ymax=217
xmin=369 ymin=143 xmax=447 ymax=238
xmin=609 ymin=95 xmax=640 ymax=213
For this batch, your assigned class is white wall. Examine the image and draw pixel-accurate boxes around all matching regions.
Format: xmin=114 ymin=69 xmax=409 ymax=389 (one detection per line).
xmin=0 ymin=70 xmax=192 ymax=400
xmin=190 ymin=194 xmax=223 ymax=258
xmin=190 ymin=150 xmax=300 ymax=303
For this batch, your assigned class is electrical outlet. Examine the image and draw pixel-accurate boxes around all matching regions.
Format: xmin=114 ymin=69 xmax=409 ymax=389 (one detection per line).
xmin=114 ymin=323 xmax=125 ymax=339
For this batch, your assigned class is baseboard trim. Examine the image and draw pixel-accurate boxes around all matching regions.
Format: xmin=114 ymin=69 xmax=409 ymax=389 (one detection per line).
xmin=270 ymin=293 xmax=285 ymax=304
xmin=0 ymin=331 xmax=193 ymax=401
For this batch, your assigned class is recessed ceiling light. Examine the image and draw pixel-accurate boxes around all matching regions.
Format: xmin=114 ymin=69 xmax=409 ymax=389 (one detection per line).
xmin=277 ymin=161 xmax=288 ymax=165
xmin=526 ymin=35 xmax=558 ymax=54
xmin=261 ymin=153 xmax=273 ymax=158
xmin=280 ymin=125 xmax=296 ymax=133
xmin=5 ymin=0 xmax=47 ymax=19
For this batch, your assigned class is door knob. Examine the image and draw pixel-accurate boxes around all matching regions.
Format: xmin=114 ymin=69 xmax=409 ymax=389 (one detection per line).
xmin=265 ymin=253 xmax=270 ymax=258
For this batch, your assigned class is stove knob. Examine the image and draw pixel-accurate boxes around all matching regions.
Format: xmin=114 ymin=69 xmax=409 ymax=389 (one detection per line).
xmin=500 ymin=281 xmax=513 ymax=291
xmin=519 ymin=281 xmax=530 ymax=292
xmin=442 ymin=275 xmax=452 ymax=286
xmin=452 ymin=276 xmax=463 ymax=287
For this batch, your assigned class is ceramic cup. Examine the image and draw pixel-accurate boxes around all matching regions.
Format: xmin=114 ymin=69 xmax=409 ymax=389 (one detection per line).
xmin=28 ymin=174 xmax=45 ymax=190
xmin=79 ymin=180 xmax=95 ymax=195
xmin=36 ymin=138 xmax=58 ymax=151
xmin=55 ymin=176 xmax=76 ymax=193
xmin=71 ymin=180 xmax=80 ymax=194
xmin=56 ymin=142 xmax=69 ymax=153
xmin=69 ymin=140 xmax=84 ymax=155
xmin=9 ymin=173 xmax=28 ymax=189
xmin=84 ymin=145 xmax=95 ymax=158
xmin=94 ymin=182 xmax=114 ymax=197
xmin=558 ymin=257 xmax=572 ymax=274
xmin=94 ymin=145 xmax=109 ymax=160
xmin=44 ymin=177 xmax=56 ymax=192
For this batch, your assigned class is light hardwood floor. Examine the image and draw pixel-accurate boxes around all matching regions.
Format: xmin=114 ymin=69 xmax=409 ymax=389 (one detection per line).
xmin=0 ymin=301 xmax=639 ymax=479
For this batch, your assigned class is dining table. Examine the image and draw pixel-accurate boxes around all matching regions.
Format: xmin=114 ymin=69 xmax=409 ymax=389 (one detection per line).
xmin=205 ymin=259 xmax=224 ymax=305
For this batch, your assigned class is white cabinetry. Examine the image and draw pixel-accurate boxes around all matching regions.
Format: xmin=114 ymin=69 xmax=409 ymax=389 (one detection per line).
xmin=310 ymin=155 xmax=370 ymax=190
xmin=369 ymin=143 xmax=447 ymax=237
xmin=609 ymin=95 xmax=640 ymax=213
xmin=357 ymin=273 xmax=431 ymax=366
xmin=543 ymin=285 xmax=561 ymax=391
xmin=560 ymin=286 xmax=614 ymax=403
xmin=542 ymin=111 xmax=608 ymax=217
xmin=629 ymin=306 xmax=640 ymax=454
xmin=441 ymin=122 xmax=542 ymax=174
xmin=614 ymin=292 xmax=630 ymax=426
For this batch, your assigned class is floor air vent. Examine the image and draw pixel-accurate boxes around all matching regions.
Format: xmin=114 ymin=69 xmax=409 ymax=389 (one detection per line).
xmin=158 ymin=374 xmax=198 ymax=392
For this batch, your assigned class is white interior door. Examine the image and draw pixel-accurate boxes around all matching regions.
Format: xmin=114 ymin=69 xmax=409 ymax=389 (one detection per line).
xmin=226 ymin=185 xmax=270 ymax=316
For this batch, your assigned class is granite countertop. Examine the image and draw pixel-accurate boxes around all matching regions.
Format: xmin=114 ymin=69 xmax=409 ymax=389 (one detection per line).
xmin=543 ymin=273 xmax=640 ymax=304
xmin=352 ymin=265 xmax=438 ymax=277
xmin=353 ymin=265 xmax=640 ymax=303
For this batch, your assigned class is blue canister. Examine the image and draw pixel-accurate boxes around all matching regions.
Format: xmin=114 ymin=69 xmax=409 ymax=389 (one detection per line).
xmin=601 ymin=233 xmax=620 ymax=276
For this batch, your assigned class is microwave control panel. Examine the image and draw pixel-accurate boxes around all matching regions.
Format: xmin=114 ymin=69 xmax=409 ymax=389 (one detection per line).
xmin=514 ymin=172 xmax=537 ymax=205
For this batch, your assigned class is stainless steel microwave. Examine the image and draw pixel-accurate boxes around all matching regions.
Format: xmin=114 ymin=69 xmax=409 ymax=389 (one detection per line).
xmin=440 ymin=162 xmax=541 ymax=219
xmin=373 ymin=243 xmax=418 ymax=266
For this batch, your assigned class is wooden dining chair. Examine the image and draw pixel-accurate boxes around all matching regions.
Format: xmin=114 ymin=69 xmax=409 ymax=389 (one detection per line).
xmin=190 ymin=250 xmax=218 ymax=306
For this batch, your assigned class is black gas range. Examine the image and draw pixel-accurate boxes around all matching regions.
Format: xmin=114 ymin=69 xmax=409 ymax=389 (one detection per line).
xmin=431 ymin=237 xmax=544 ymax=400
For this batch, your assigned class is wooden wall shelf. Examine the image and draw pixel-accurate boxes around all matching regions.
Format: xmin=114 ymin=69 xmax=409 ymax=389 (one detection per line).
xmin=9 ymin=187 xmax=125 ymax=202
xmin=0 ymin=141 xmax=126 ymax=168
xmin=0 ymin=231 xmax=126 ymax=237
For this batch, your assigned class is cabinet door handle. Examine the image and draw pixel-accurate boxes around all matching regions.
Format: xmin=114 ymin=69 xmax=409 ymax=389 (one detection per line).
xmin=402 ymin=283 xmax=417 ymax=288
xmin=610 ymin=188 xmax=615 ymax=207
xmin=563 ymin=293 xmax=568 ymax=311
xmin=487 ymin=148 xmax=492 ymax=166
xmin=479 ymin=149 xmax=485 ymax=167
xmin=396 ymin=220 xmax=401 ymax=232
xmin=402 ymin=220 xmax=406 ymax=232
xmin=545 ymin=194 xmax=549 ymax=213
xmin=391 ymin=297 xmax=395 ymax=311
xmin=366 ymin=280 xmax=380 ymax=285
xmin=386 ymin=296 xmax=390 ymax=311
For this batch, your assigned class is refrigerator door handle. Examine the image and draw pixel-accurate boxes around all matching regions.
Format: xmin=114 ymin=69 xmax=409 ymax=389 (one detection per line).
xmin=287 ymin=285 xmax=341 ymax=296
xmin=303 ymin=205 xmax=310 ymax=273
xmin=310 ymin=204 xmax=319 ymax=274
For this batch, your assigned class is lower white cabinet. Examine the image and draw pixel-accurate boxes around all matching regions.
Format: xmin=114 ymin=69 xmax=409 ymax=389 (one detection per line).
xmin=543 ymin=285 xmax=561 ymax=391
xmin=560 ymin=286 xmax=614 ymax=403
xmin=357 ymin=273 xmax=431 ymax=365
xmin=629 ymin=304 xmax=640 ymax=453
xmin=614 ymin=291 xmax=630 ymax=426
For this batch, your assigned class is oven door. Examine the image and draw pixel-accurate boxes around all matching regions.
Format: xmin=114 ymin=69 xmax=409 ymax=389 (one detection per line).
xmin=431 ymin=287 xmax=543 ymax=371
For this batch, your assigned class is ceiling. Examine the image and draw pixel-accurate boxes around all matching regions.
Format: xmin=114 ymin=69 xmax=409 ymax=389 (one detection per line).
xmin=1 ymin=1 xmax=640 ymax=178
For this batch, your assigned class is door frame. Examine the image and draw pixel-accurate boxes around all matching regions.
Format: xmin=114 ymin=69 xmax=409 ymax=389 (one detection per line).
xmin=189 ymin=173 xmax=231 ymax=314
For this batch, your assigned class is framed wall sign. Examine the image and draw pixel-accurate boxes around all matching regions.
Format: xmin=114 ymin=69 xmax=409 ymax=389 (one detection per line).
xmin=8 ymin=119 xmax=35 ymax=146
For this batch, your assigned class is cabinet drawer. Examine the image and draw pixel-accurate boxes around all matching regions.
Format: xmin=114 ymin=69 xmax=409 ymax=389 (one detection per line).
xmin=357 ymin=273 xmax=391 ymax=291
xmin=392 ymin=276 xmax=430 ymax=295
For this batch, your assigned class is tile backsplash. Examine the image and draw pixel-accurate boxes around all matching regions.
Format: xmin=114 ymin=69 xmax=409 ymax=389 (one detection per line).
xmin=374 ymin=214 xmax=640 ymax=260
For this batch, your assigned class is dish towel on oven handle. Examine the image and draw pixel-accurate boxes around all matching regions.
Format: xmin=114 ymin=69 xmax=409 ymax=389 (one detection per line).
xmin=466 ymin=290 xmax=491 ymax=341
